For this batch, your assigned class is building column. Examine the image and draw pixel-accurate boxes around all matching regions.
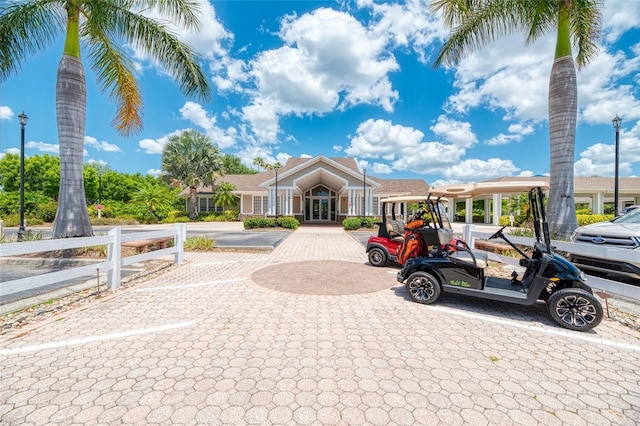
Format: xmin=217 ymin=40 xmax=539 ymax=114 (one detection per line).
xmin=465 ymin=198 xmax=473 ymax=224
xmin=484 ymin=198 xmax=491 ymax=224
xmin=492 ymin=194 xmax=502 ymax=225
xmin=593 ymin=192 xmax=604 ymax=215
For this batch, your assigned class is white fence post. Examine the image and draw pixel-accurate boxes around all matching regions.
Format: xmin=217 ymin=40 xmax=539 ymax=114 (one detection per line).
xmin=108 ymin=227 xmax=122 ymax=289
xmin=175 ymin=223 xmax=185 ymax=264
xmin=463 ymin=224 xmax=475 ymax=249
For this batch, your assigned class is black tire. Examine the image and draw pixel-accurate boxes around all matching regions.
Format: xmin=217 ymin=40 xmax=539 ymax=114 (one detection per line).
xmin=406 ymin=271 xmax=441 ymax=305
xmin=547 ymin=288 xmax=603 ymax=331
xmin=368 ymin=247 xmax=388 ymax=267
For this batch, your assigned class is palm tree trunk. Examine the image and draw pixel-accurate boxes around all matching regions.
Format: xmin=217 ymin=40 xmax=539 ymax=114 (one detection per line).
xmin=52 ymin=55 xmax=93 ymax=238
xmin=547 ymin=55 xmax=578 ymax=239
xmin=189 ymin=185 xmax=198 ymax=220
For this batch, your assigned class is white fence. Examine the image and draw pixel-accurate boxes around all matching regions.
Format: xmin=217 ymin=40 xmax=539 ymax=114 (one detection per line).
xmin=0 ymin=224 xmax=186 ymax=291
xmin=462 ymin=224 xmax=640 ymax=300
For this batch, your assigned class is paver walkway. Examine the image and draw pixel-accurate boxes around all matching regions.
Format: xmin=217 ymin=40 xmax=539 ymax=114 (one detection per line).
xmin=1 ymin=225 xmax=639 ymax=425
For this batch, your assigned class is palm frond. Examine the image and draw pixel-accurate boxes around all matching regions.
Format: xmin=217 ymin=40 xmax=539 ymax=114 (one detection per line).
xmin=0 ymin=0 xmax=64 ymax=81
xmin=571 ymin=0 xmax=602 ymax=69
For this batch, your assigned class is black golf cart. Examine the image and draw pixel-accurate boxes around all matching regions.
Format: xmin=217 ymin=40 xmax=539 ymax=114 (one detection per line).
xmin=397 ymin=186 xmax=603 ymax=332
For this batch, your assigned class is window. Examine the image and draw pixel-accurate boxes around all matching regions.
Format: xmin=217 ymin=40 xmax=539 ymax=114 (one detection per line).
xmin=253 ymin=196 xmax=267 ymax=214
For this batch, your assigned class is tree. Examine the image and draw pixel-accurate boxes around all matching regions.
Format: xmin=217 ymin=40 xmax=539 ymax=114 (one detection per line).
xmin=432 ymin=0 xmax=602 ymax=239
xmin=252 ymin=157 xmax=282 ymax=171
xmin=214 ymin=182 xmax=239 ymax=210
xmin=223 ymin=154 xmax=258 ymax=175
xmin=162 ymin=130 xmax=223 ymax=220
xmin=0 ymin=0 xmax=210 ymax=238
xmin=131 ymin=182 xmax=174 ymax=222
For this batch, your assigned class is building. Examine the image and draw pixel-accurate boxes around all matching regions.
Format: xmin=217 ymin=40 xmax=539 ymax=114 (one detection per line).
xmin=185 ymin=155 xmax=429 ymax=223
xmin=185 ymin=156 xmax=640 ymax=225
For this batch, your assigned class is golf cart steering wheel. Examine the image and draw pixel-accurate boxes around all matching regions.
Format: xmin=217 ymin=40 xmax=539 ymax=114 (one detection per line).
xmin=488 ymin=226 xmax=507 ymax=240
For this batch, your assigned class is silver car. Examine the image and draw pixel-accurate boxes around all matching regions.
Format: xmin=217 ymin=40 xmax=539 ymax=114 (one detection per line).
xmin=569 ymin=208 xmax=640 ymax=280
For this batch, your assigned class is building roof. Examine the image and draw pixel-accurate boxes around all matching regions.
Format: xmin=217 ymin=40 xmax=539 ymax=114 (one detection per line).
xmin=484 ymin=176 xmax=640 ymax=192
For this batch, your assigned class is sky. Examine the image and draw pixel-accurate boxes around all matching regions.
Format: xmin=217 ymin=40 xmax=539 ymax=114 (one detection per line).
xmin=1 ymin=0 xmax=639 ymax=187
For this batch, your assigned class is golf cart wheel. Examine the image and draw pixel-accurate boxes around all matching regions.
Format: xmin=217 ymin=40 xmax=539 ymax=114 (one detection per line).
xmin=368 ymin=247 xmax=388 ymax=267
xmin=547 ymin=288 xmax=603 ymax=331
xmin=406 ymin=271 xmax=441 ymax=305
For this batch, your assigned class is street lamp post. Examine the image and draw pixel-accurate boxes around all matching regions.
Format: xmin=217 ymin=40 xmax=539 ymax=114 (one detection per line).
xmin=274 ymin=166 xmax=279 ymax=227
xmin=613 ymin=115 xmax=622 ymax=216
xmin=17 ymin=112 xmax=28 ymax=241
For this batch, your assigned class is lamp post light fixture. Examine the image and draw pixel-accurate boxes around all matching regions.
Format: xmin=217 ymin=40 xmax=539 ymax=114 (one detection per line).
xmin=17 ymin=112 xmax=28 ymax=241
xmin=612 ymin=115 xmax=622 ymax=217
xmin=274 ymin=165 xmax=280 ymax=227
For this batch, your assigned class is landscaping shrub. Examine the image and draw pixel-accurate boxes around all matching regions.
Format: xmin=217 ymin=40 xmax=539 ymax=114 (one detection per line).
xmin=342 ymin=217 xmax=375 ymax=230
xmin=184 ymin=235 xmax=216 ymax=250
xmin=577 ymin=214 xmax=613 ymax=226
xmin=244 ymin=217 xmax=274 ymax=229
xmin=276 ymin=216 xmax=299 ymax=229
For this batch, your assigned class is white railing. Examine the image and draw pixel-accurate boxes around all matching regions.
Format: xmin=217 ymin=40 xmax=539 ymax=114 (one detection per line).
xmin=461 ymin=224 xmax=640 ymax=300
xmin=0 ymin=224 xmax=186 ymax=291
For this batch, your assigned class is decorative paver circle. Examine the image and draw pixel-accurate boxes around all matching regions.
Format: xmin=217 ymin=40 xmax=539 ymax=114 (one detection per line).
xmin=252 ymin=261 xmax=398 ymax=295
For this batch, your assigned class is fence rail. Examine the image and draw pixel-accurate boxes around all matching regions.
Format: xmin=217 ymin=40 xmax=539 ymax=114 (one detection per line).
xmin=461 ymin=224 xmax=640 ymax=300
xmin=0 ymin=224 xmax=186 ymax=292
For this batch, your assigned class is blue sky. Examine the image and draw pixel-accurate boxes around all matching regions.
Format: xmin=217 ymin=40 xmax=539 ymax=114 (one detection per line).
xmin=1 ymin=0 xmax=639 ymax=186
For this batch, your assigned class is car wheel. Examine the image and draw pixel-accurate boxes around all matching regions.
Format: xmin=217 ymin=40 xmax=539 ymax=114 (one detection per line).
xmin=368 ymin=247 xmax=388 ymax=267
xmin=547 ymin=288 xmax=603 ymax=331
xmin=406 ymin=271 xmax=441 ymax=305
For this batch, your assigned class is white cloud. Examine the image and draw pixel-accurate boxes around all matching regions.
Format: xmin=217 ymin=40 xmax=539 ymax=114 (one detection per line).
xmin=4 ymin=147 xmax=20 ymax=155
xmin=602 ymin=0 xmax=640 ymax=44
xmin=179 ymin=102 xmax=237 ymax=148
xmin=0 ymin=106 xmax=13 ymax=120
xmin=429 ymin=115 xmax=477 ymax=148
xmin=138 ymin=129 xmax=186 ymax=154
xmin=370 ymin=162 xmax=393 ymax=174
xmin=26 ymin=141 xmax=59 ymax=153
xmin=575 ymin=122 xmax=640 ymax=176
xmin=363 ymin=0 xmax=448 ymax=63
xmin=345 ymin=119 xmax=425 ymax=160
xmin=443 ymin=158 xmax=520 ymax=181
xmin=85 ymin=136 xmax=122 ymax=152
xmin=87 ymin=159 xmax=109 ymax=168
xmin=147 ymin=168 xmax=162 ymax=177
xmin=242 ymin=7 xmax=400 ymax=142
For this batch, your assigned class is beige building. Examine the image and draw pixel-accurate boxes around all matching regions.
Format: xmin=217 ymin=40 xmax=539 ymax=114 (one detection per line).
xmin=187 ymin=156 xmax=640 ymax=224
xmin=189 ymin=155 xmax=430 ymax=223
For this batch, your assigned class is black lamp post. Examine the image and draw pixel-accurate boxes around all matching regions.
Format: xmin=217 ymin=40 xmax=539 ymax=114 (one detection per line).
xmin=612 ymin=115 xmax=621 ymax=216
xmin=362 ymin=167 xmax=366 ymax=227
xmin=17 ymin=112 xmax=28 ymax=241
xmin=274 ymin=166 xmax=279 ymax=227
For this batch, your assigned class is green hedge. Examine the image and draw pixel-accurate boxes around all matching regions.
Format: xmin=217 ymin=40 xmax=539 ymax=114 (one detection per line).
xmin=342 ymin=217 xmax=376 ymax=230
xmin=243 ymin=216 xmax=299 ymax=230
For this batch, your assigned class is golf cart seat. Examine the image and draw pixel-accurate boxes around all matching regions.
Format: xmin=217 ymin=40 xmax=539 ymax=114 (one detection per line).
xmin=386 ymin=220 xmax=405 ymax=239
xmin=436 ymin=228 xmax=489 ymax=269
xmin=449 ymin=250 xmax=488 ymax=269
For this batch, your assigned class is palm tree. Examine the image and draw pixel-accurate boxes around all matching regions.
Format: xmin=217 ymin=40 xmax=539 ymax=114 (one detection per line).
xmin=131 ymin=182 xmax=173 ymax=222
xmin=162 ymin=130 xmax=223 ymax=220
xmin=0 ymin=0 xmax=210 ymax=238
xmin=432 ymin=0 xmax=602 ymax=239
xmin=214 ymin=182 xmax=239 ymax=210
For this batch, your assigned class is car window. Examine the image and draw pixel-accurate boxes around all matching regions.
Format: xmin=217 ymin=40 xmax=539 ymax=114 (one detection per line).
xmin=614 ymin=208 xmax=640 ymax=223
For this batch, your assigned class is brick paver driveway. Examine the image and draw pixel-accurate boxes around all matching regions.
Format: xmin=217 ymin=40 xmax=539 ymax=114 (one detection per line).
xmin=1 ymin=225 xmax=639 ymax=425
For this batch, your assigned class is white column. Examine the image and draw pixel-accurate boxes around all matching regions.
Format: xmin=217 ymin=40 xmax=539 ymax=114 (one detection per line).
xmin=492 ymin=194 xmax=502 ymax=225
xmin=288 ymin=190 xmax=293 ymax=216
xmin=593 ymin=192 xmax=604 ymax=215
xmin=269 ymin=189 xmax=275 ymax=215
xmin=484 ymin=198 xmax=491 ymax=224
xmin=465 ymin=198 xmax=473 ymax=224
xmin=348 ymin=190 xmax=352 ymax=215
xmin=448 ymin=199 xmax=455 ymax=222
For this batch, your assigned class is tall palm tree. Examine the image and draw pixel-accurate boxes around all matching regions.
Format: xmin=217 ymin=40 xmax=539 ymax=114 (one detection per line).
xmin=162 ymin=130 xmax=223 ymax=220
xmin=0 ymin=0 xmax=210 ymax=238
xmin=432 ymin=0 xmax=602 ymax=239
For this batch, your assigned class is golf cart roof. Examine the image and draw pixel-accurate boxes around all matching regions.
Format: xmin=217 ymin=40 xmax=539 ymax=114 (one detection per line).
xmin=380 ymin=195 xmax=430 ymax=203
xmin=429 ymin=181 xmax=549 ymax=198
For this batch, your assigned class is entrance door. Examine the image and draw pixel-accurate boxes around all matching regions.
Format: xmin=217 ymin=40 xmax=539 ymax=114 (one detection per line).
xmin=311 ymin=198 xmax=330 ymax=221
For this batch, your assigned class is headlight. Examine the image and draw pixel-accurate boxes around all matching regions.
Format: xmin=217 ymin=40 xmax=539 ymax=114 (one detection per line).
xmin=579 ymin=270 xmax=587 ymax=282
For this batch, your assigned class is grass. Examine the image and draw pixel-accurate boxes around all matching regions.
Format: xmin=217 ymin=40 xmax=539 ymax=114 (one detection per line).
xmin=184 ymin=235 xmax=216 ymax=251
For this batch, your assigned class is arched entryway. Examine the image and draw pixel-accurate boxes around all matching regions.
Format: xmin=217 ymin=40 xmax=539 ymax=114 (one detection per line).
xmin=304 ymin=185 xmax=337 ymax=222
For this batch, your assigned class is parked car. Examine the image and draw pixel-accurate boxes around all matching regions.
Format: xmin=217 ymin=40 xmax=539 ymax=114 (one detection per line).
xmin=569 ymin=208 xmax=640 ymax=280
xmin=619 ymin=205 xmax=640 ymax=216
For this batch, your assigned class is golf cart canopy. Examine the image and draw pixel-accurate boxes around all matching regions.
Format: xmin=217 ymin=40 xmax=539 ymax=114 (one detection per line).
xmin=380 ymin=195 xmax=430 ymax=203
xmin=429 ymin=181 xmax=549 ymax=198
